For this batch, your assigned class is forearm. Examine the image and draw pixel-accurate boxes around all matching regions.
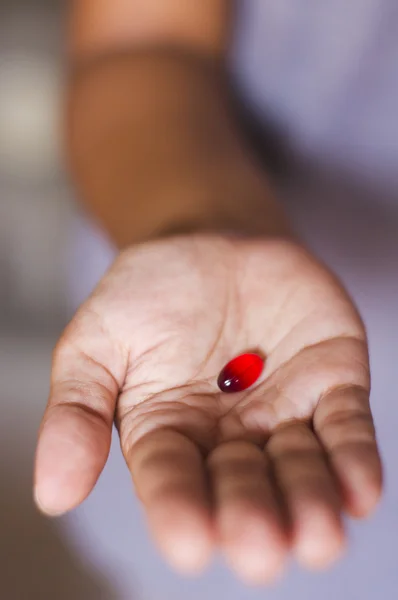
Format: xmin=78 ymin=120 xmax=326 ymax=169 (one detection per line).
xmin=67 ymin=50 xmax=290 ymax=246
xmin=67 ymin=3 xmax=291 ymax=248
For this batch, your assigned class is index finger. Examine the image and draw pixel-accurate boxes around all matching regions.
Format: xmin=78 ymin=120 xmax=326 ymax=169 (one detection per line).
xmin=123 ymin=427 xmax=214 ymax=574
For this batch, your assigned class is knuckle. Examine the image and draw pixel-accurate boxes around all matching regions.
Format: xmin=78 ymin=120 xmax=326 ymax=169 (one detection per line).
xmin=208 ymin=440 xmax=264 ymax=468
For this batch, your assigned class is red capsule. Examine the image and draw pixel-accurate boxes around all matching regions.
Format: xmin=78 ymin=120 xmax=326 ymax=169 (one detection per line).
xmin=217 ymin=353 xmax=264 ymax=393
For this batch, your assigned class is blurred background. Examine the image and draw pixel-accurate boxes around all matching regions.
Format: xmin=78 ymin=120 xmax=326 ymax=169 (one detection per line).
xmin=1 ymin=1 xmax=398 ymax=599
xmin=0 ymin=1 xmax=115 ymax=598
xmin=0 ymin=0 xmax=67 ymax=332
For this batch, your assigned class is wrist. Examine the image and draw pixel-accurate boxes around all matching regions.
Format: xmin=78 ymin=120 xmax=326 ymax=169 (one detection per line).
xmin=137 ymin=174 xmax=293 ymax=247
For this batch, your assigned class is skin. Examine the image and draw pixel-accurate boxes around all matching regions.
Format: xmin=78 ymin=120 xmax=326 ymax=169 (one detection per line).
xmin=34 ymin=1 xmax=383 ymax=585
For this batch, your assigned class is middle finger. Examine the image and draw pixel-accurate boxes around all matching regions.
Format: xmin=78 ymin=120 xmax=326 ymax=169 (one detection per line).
xmin=207 ymin=440 xmax=288 ymax=584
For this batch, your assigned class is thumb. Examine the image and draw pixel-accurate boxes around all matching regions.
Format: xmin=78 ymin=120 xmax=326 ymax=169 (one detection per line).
xmin=34 ymin=322 xmax=126 ymax=515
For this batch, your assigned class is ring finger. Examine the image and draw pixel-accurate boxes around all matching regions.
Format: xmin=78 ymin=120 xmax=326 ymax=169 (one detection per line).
xmin=266 ymin=421 xmax=345 ymax=570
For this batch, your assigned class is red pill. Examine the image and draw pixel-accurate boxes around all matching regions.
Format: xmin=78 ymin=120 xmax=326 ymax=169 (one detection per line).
xmin=217 ymin=353 xmax=264 ymax=393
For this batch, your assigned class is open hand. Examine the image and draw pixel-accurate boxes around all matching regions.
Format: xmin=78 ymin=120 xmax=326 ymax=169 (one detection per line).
xmin=34 ymin=234 xmax=382 ymax=583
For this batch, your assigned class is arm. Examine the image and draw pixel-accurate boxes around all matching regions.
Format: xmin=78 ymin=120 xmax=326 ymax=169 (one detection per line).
xmin=67 ymin=0 xmax=291 ymax=248
xmin=33 ymin=3 xmax=382 ymax=584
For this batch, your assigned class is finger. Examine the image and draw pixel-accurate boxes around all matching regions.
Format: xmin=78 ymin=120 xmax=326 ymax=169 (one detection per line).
xmin=34 ymin=337 xmax=123 ymax=515
xmin=124 ymin=428 xmax=213 ymax=574
xmin=207 ymin=440 xmax=287 ymax=585
xmin=267 ymin=422 xmax=345 ymax=570
xmin=314 ymin=385 xmax=383 ymax=518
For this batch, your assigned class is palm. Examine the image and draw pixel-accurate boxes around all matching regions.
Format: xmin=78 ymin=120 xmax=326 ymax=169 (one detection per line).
xmin=35 ymin=235 xmax=382 ymax=584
